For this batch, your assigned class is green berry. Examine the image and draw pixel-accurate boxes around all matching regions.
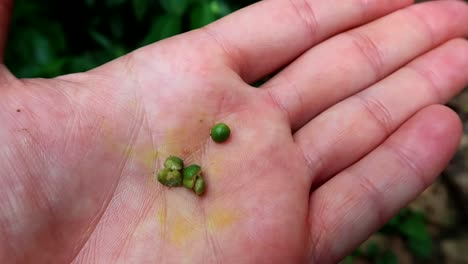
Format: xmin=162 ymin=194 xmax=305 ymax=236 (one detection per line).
xmin=210 ymin=123 xmax=231 ymax=143
xmin=183 ymin=164 xmax=202 ymax=189
xmin=157 ymin=168 xmax=169 ymax=183
xmin=158 ymin=168 xmax=182 ymax=187
xmin=164 ymin=156 xmax=184 ymax=171
xmin=194 ymin=177 xmax=206 ymax=196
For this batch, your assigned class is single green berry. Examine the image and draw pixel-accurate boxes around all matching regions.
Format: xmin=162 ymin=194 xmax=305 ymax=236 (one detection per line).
xmin=158 ymin=168 xmax=170 ymax=183
xmin=183 ymin=164 xmax=202 ymax=189
xmin=210 ymin=123 xmax=231 ymax=143
xmin=164 ymin=156 xmax=184 ymax=171
xmin=158 ymin=168 xmax=182 ymax=187
xmin=194 ymin=177 xmax=206 ymax=196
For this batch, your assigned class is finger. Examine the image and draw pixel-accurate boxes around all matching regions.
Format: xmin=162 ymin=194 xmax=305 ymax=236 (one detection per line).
xmin=264 ymin=0 xmax=468 ymax=129
xmin=200 ymin=0 xmax=411 ymax=83
xmin=0 ymin=0 xmax=12 ymax=61
xmin=294 ymin=38 xmax=468 ymax=188
xmin=307 ymin=105 xmax=462 ymax=263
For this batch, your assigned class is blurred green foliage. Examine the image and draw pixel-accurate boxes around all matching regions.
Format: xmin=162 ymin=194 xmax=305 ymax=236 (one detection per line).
xmin=380 ymin=208 xmax=433 ymax=259
xmin=5 ymin=0 xmax=258 ymax=78
xmin=347 ymin=208 xmax=433 ymax=263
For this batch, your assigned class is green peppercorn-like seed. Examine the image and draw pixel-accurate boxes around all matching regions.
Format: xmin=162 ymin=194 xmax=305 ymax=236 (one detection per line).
xmin=164 ymin=156 xmax=184 ymax=171
xmin=183 ymin=164 xmax=202 ymax=189
xmin=167 ymin=170 xmax=183 ymax=187
xmin=210 ymin=123 xmax=231 ymax=143
xmin=194 ymin=177 xmax=206 ymax=196
xmin=158 ymin=168 xmax=170 ymax=183
xmin=158 ymin=169 xmax=182 ymax=187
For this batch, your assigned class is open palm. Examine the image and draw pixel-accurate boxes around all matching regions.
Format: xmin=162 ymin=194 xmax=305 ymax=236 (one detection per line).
xmin=1 ymin=0 xmax=468 ymax=263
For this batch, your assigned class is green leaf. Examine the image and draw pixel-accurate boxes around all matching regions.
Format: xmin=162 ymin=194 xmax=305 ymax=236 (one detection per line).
xmin=140 ymin=14 xmax=182 ymax=46
xmin=398 ymin=211 xmax=433 ymax=258
xmin=209 ymin=0 xmax=231 ymax=16
xmin=159 ymin=0 xmax=189 ymax=15
xmin=31 ymin=32 xmax=54 ymax=65
xmin=132 ymin=0 xmax=149 ymax=20
xmin=398 ymin=212 xmax=429 ymax=241
xmin=48 ymin=23 xmax=67 ymax=53
xmin=110 ymin=17 xmax=125 ymax=39
xmin=379 ymin=208 xmax=411 ymax=234
xmin=16 ymin=65 xmax=42 ymax=79
xmin=112 ymin=45 xmax=128 ymax=58
xmin=407 ymin=236 xmax=433 ymax=259
xmin=190 ymin=2 xmax=217 ymax=29
xmin=342 ymin=256 xmax=354 ymax=264
xmin=352 ymin=248 xmax=364 ymax=257
xmin=388 ymin=208 xmax=409 ymax=227
xmin=40 ymin=58 xmax=67 ymax=78
xmin=89 ymin=30 xmax=113 ymax=49
xmin=366 ymin=242 xmax=380 ymax=258
xmin=66 ymin=53 xmax=98 ymax=73
xmin=376 ymin=251 xmax=398 ymax=264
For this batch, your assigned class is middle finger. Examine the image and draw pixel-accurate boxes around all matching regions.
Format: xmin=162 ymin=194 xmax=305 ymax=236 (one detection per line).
xmin=295 ymin=38 xmax=468 ymax=188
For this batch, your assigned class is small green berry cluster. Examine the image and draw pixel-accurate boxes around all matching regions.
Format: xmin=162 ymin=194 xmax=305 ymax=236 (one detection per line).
xmin=157 ymin=156 xmax=184 ymax=187
xmin=156 ymin=123 xmax=231 ymax=196
xmin=183 ymin=164 xmax=205 ymax=196
xmin=157 ymin=156 xmax=206 ymax=196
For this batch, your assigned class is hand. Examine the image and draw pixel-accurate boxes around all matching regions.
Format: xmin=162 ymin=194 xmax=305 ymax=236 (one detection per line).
xmin=0 ymin=0 xmax=467 ymax=263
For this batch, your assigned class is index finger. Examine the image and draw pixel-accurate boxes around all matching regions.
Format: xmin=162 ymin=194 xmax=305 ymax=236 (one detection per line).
xmin=201 ymin=0 xmax=412 ymax=83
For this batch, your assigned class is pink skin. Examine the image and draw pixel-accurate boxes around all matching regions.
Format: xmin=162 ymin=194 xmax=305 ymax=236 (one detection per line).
xmin=0 ymin=0 xmax=467 ymax=263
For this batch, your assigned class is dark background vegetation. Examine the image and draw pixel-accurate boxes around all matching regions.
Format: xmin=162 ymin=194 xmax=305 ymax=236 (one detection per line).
xmin=5 ymin=0 xmax=255 ymax=77
xmin=5 ymin=0 xmax=467 ymax=263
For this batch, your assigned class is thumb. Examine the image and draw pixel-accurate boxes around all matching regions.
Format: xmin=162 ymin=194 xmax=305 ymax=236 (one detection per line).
xmin=0 ymin=0 xmax=13 ymax=62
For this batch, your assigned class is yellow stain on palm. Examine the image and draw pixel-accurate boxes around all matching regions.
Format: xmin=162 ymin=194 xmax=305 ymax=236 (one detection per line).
xmin=156 ymin=210 xmax=166 ymax=225
xmin=155 ymin=211 xmax=196 ymax=247
xmin=159 ymin=114 xmax=210 ymax=158
xmin=207 ymin=209 xmax=238 ymax=231
xmin=138 ymin=148 xmax=158 ymax=170
xmin=170 ymin=216 xmax=195 ymax=246
xmin=207 ymin=156 xmax=224 ymax=179
xmin=155 ymin=146 xmax=171 ymax=162
xmin=124 ymin=145 xmax=134 ymax=157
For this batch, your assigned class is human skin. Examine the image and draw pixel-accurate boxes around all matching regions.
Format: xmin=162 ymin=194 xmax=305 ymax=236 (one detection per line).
xmin=0 ymin=0 xmax=467 ymax=263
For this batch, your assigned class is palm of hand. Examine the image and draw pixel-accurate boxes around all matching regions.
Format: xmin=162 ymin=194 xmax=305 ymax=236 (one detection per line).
xmin=1 ymin=1 xmax=468 ymax=263
xmin=0 ymin=33 xmax=311 ymax=263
